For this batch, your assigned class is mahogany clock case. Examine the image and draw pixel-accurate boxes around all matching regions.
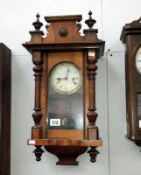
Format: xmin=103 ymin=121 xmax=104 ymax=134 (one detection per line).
xmin=23 ymin=12 xmax=105 ymax=165
xmin=0 ymin=43 xmax=11 ymax=175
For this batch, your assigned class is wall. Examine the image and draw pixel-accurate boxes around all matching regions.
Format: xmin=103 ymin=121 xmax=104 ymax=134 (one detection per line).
xmin=0 ymin=0 xmax=141 ymax=175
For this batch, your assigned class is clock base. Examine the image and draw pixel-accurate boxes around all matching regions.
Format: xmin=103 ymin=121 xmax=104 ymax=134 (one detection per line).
xmin=28 ymin=138 xmax=102 ymax=165
xmin=45 ymin=146 xmax=87 ymax=165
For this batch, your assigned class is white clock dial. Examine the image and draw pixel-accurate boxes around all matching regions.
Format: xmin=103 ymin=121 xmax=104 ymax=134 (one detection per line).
xmin=50 ymin=62 xmax=82 ymax=94
xmin=135 ymin=47 xmax=141 ymax=74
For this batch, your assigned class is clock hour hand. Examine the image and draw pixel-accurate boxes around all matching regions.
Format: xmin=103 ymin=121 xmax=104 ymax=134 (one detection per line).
xmin=56 ymin=77 xmax=66 ymax=82
xmin=56 ymin=77 xmax=63 ymax=81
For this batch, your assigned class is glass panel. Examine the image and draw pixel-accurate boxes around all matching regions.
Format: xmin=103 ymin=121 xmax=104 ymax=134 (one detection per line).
xmin=47 ymin=62 xmax=83 ymax=130
xmin=137 ymin=93 xmax=141 ymax=128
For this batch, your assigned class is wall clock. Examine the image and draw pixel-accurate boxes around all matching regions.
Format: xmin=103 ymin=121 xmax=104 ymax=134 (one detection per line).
xmin=120 ymin=17 xmax=141 ymax=146
xmin=0 ymin=43 xmax=11 ymax=175
xmin=23 ymin=11 xmax=105 ymax=165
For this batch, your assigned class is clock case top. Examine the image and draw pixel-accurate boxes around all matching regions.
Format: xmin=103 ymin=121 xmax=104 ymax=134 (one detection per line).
xmin=23 ymin=12 xmax=105 ymax=165
xmin=23 ymin=13 xmax=104 ymax=57
xmin=120 ymin=17 xmax=141 ymax=146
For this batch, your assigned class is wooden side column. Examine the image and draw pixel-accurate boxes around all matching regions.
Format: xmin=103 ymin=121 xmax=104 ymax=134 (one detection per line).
xmin=32 ymin=51 xmax=43 ymax=139
xmin=87 ymin=49 xmax=99 ymax=140
xmin=27 ymin=13 xmax=45 ymax=162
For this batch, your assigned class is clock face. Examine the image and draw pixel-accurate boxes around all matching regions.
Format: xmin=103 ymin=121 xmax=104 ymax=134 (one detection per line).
xmin=135 ymin=47 xmax=141 ymax=74
xmin=50 ymin=62 xmax=82 ymax=94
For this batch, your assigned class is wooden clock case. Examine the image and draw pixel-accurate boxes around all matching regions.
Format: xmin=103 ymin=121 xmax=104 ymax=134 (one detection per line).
xmin=120 ymin=17 xmax=141 ymax=146
xmin=0 ymin=43 xmax=11 ymax=175
xmin=23 ymin=12 xmax=105 ymax=165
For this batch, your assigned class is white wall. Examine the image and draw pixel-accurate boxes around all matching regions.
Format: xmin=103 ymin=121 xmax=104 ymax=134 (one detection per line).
xmin=0 ymin=0 xmax=141 ymax=175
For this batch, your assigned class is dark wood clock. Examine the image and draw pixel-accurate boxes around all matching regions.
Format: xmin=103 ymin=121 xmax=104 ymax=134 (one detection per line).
xmin=23 ymin=11 xmax=105 ymax=165
xmin=120 ymin=17 xmax=141 ymax=146
xmin=0 ymin=43 xmax=11 ymax=175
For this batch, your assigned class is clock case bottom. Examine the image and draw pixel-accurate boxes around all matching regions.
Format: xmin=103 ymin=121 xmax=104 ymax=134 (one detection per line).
xmin=28 ymin=138 xmax=102 ymax=165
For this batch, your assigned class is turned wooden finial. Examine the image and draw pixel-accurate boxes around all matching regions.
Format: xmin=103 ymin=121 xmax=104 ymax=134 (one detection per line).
xmin=32 ymin=13 xmax=43 ymax=31
xmin=85 ymin=11 xmax=96 ymax=29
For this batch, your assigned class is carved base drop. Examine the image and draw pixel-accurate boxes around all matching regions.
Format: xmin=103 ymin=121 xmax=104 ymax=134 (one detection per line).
xmin=87 ymin=147 xmax=99 ymax=163
xmin=45 ymin=146 xmax=87 ymax=165
xmin=33 ymin=146 xmax=44 ymax=161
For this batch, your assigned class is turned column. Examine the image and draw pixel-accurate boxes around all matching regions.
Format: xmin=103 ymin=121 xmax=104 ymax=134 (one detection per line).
xmin=31 ymin=51 xmax=43 ymax=139
xmin=29 ymin=14 xmax=45 ymax=161
xmin=29 ymin=14 xmax=44 ymax=139
xmin=86 ymin=49 xmax=100 ymax=163
xmin=87 ymin=49 xmax=98 ymax=140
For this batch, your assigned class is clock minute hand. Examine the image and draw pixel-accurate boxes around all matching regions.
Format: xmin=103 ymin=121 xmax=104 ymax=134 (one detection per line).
xmin=65 ymin=66 xmax=70 ymax=79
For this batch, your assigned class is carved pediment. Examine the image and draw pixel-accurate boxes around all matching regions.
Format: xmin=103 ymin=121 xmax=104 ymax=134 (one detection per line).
xmin=23 ymin=12 xmax=105 ymax=58
xmin=120 ymin=17 xmax=141 ymax=43
xmin=126 ymin=17 xmax=141 ymax=28
xmin=26 ymin=11 xmax=104 ymax=44
xmin=43 ymin=15 xmax=82 ymax=43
